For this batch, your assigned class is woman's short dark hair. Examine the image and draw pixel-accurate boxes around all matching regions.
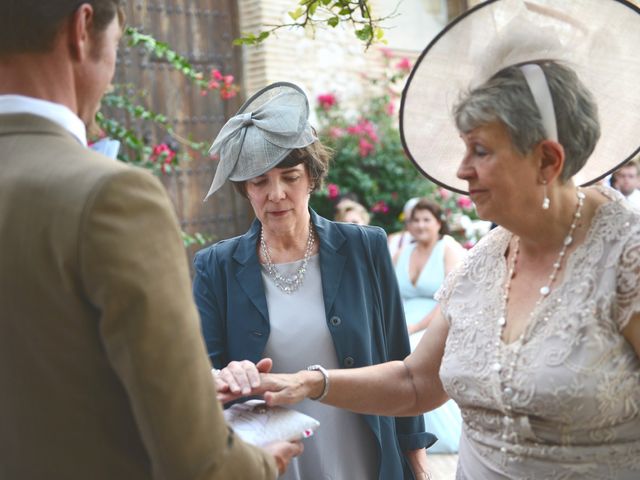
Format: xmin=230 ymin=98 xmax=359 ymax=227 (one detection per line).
xmin=232 ymin=140 xmax=332 ymax=198
xmin=454 ymin=60 xmax=600 ymax=182
xmin=410 ymin=198 xmax=450 ymax=238
xmin=1 ymin=0 xmax=124 ymax=55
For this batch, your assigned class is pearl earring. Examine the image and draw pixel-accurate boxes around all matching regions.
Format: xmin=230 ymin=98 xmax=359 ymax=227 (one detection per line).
xmin=542 ymin=180 xmax=550 ymax=210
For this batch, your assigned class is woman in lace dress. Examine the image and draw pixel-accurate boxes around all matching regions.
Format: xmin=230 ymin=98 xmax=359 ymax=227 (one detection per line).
xmin=193 ymin=82 xmax=433 ymax=480
xmin=225 ymin=2 xmax=640 ymax=478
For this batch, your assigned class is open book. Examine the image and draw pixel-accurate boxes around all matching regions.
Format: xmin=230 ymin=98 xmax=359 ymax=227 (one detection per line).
xmin=223 ymin=400 xmax=320 ymax=447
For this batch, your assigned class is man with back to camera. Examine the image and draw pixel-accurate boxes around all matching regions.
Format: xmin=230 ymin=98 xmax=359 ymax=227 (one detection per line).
xmin=611 ymin=158 xmax=640 ymax=210
xmin=0 ymin=1 xmax=301 ymax=478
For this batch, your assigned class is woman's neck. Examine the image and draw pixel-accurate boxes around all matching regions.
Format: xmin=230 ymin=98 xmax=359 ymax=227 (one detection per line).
xmin=508 ymin=183 xmax=595 ymax=257
xmin=414 ymin=236 xmax=438 ymax=253
xmin=261 ymin=217 xmax=313 ymax=262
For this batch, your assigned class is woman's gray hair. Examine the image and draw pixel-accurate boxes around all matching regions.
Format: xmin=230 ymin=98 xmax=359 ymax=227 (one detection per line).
xmin=453 ymin=60 xmax=600 ymax=181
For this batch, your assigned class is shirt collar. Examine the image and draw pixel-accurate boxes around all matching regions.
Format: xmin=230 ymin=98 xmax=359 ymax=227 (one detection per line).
xmin=0 ymin=95 xmax=87 ymax=146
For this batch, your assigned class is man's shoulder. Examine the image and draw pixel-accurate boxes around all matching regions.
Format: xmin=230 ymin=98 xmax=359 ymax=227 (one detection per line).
xmin=194 ymin=234 xmax=244 ymax=269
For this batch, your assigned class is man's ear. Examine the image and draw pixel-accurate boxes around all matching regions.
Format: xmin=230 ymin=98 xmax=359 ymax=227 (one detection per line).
xmin=538 ymin=139 xmax=565 ymax=183
xmin=67 ymin=4 xmax=94 ymax=62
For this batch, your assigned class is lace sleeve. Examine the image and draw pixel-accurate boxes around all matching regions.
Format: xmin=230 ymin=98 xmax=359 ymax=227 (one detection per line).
xmin=435 ymin=259 xmax=465 ymax=325
xmin=615 ymin=232 xmax=640 ymax=331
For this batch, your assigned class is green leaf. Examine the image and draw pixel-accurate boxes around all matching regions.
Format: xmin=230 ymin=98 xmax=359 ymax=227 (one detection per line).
xmin=327 ymin=16 xmax=340 ymax=27
xmin=355 ymin=25 xmax=372 ymax=41
xmin=289 ymin=7 xmax=304 ymax=20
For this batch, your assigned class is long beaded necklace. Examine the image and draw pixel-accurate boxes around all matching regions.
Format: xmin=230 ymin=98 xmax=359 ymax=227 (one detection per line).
xmin=493 ymin=188 xmax=585 ymax=451
xmin=260 ymin=223 xmax=315 ymax=294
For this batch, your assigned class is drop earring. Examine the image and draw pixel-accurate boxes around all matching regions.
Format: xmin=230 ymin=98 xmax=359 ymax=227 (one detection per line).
xmin=542 ymin=179 xmax=550 ymax=210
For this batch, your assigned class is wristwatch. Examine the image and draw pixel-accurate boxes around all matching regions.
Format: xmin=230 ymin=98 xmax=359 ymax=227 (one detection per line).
xmin=306 ymin=364 xmax=330 ymax=401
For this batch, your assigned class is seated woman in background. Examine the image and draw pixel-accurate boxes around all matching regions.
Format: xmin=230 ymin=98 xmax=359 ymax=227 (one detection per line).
xmin=394 ymin=198 xmax=466 ymax=453
xmin=334 ymin=198 xmax=370 ymax=225
xmin=193 ymin=82 xmax=433 ymax=480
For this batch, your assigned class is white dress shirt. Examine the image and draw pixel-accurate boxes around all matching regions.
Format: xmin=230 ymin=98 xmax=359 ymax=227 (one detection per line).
xmin=0 ymin=95 xmax=87 ymax=146
xmin=625 ymin=189 xmax=640 ymax=211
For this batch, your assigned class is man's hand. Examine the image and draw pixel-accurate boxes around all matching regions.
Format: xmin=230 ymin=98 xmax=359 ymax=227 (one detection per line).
xmin=215 ymin=358 xmax=273 ymax=403
xmin=263 ymin=440 xmax=304 ymax=476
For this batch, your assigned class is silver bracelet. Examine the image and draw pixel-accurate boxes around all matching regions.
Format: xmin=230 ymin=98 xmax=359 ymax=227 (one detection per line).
xmin=306 ymin=364 xmax=330 ymax=401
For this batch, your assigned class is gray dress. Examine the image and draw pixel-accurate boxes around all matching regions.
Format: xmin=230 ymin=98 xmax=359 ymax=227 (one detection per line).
xmin=437 ymin=188 xmax=640 ymax=479
xmin=262 ymin=254 xmax=378 ymax=480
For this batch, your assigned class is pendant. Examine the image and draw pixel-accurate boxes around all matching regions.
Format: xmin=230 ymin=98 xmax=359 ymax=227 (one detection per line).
xmin=539 ymin=286 xmax=550 ymax=296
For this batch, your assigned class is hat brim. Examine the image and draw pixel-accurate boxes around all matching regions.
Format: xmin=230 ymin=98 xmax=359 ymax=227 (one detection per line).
xmin=400 ymin=0 xmax=640 ymax=194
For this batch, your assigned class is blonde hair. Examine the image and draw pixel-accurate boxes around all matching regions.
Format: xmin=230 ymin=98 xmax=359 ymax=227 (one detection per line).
xmin=335 ymin=199 xmax=370 ymax=225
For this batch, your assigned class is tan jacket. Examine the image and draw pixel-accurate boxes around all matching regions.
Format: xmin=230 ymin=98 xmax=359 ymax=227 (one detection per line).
xmin=0 ymin=114 xmax=276 ymax=479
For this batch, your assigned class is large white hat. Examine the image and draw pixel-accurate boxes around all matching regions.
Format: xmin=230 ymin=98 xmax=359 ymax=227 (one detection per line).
xmin=400 ymin=0 xmax=640 ymax=194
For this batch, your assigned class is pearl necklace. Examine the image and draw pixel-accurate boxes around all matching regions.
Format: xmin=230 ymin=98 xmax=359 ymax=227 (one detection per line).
xmin=260 ymin=223 xmax=315 ymax=294
xmin=493 ymin=188 xmax=585 ymax=451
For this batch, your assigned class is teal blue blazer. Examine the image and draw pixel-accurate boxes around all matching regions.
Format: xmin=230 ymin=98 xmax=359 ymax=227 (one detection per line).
xmin=193 ymin=209 xmax=436 ymax=480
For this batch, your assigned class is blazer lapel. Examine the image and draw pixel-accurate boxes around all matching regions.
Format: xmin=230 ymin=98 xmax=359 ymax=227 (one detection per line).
xmin=312 ymin=210 xmax=347 ymax=316
xmin=233 ymin=219 xmax=270 ymax=323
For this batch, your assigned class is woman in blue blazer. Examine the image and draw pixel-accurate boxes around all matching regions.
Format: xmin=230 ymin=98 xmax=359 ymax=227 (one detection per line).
xmin=193 ymin=82 xmax=434 ymax=480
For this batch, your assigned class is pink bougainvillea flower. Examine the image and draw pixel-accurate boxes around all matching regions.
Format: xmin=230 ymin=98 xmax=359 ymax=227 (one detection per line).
xmin=220 ymin=87 xmax=237 ymax=100
xmin=317 ymin=93 xmax=337 ymax=110
xmin=371 ymin=200 xmax=390 ymax=214
xmin=395 ymin=58 xmax=412 ymax=72
xmin=380 ymin=47 xmax=394 ymax=58
xmin=150 ymin=144 xmax=176 ymax=167
xmin=359 ymin=138 xmax=375 ymax=157
xmin=437 ymin=187 xmax=451 ymax=200
xmin=348 ymin=119 xmax=379 ymax=144
xmin=385 ymin=101 xmax=395 ymax=116
xmin=208 ymin=80 xmax=220 ymax=90
xmin=327 ymin=183 xmax=340 ymax=200
xmin=456 ymin=196 xmax=474 ymax=210
xmin=223 ymin=75 xmax=234 ymax=85
xmin=328 ymin=127 xmax=344 ymax=139
xmin=211 ymin=69 xmax=224 ymax=81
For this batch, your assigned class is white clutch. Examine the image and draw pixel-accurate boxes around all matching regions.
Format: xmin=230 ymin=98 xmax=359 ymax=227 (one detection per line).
xmin=223 ymin=400 xmax=320 ymax=447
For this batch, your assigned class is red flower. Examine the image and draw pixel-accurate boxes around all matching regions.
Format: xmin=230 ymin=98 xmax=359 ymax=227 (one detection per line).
xmin=347 ymin=119 xmax=379 ymax=144
xmin=395 ymin=58 xmax=412 ymax=72
xmin=211 ymin=69 xmax=224 ymax=81
xmin=359 ymin=138 xmax=375 ymax=157
xmin=202 ymin=69 xmax=238 ymax=99
xmin=150 ymin=143 xmax=176 ymax=167
xmin=437 ymin=187 xmax=451 ymax=200
xmin=371 ymin=200 xmax=390 ymax=214
xmin=456 ymin=196 xmax=474 ymax=210
xmin=380 ymin=47 xmax=394 ymax=59
xmin=328 ymin=127 xmax=344 ymax=139
xmin=385 ymin=101 xmax=395 ymax=116
xmin=317 ymin=93 xmax=337 ymax=110
xmin=327 ymin=183 xmax=340 ymax=200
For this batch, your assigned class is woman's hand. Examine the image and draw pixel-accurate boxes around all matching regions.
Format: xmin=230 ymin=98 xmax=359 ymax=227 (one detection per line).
xmin=263 ymin=440 xmax=304 ymax=475
xmin=259 ymin=370 xmax=325 ymax=407
xmin=215 ymin=358 xmax=273 ymax=403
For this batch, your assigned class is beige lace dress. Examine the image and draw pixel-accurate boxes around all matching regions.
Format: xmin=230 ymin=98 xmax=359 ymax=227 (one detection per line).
xmin=437 ymin=189 xmax=640 ymax=479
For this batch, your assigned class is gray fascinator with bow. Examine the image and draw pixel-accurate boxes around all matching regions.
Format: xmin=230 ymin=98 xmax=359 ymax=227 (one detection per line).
xmin=204 ymin=82 xmax=317 ymax=200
